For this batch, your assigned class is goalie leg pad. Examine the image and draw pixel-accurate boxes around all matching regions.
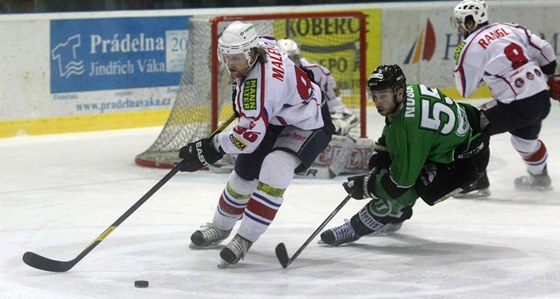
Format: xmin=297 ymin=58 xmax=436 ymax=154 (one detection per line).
xmin=296 ymin=136 xmax=375 ymax=179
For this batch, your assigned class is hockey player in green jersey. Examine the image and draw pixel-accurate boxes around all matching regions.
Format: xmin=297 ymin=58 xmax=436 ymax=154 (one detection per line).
xmin=320 ymin=64 xmax=491 ymax=245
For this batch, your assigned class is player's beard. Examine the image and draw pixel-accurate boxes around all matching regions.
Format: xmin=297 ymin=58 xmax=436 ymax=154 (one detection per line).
xmin=459 ymin=25 xmax=471 ymax=39
xmin=228 ymin=66 xmax=250 ymax=78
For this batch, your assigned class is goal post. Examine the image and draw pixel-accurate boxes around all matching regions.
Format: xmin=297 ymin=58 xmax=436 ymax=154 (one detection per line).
xmin=135 ymin=11 xmax=368 ymax=169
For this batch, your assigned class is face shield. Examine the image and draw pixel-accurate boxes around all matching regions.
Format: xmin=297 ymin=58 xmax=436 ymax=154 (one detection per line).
xmin=450 ymin=15 xmax=464 ymax=29
xmin=220 ymin=51 xmax=256 ymax=77
xmin=220 ymin=53 xmax=247 ymax=65
xmin=368 ymin=87 xmax=392 ymax=103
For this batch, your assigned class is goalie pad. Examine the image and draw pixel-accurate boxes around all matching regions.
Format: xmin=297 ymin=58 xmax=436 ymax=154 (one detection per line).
xmin=548 ymin=74 xmax=560 ymax=101
xmin=295 ymin=135 xmax=373 ymax=179
xmin=211 ymin=136 xmax=374 ymax=179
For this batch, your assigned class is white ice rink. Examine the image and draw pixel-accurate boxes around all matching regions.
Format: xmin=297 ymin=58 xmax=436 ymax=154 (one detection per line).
xmin=2 ymin=100 xmax=560 ymax=299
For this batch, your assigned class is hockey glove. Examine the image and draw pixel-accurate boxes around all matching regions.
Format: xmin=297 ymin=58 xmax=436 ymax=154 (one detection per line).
xmin=548 ymin=74 xmax=560 ymax=101
xmin=178 ymin=138 xmax=224 ymax=172
xmin=331 ymin=112 xmax=359 ymax=136
xmin=343 ymin=169 xmax=379 ymax=200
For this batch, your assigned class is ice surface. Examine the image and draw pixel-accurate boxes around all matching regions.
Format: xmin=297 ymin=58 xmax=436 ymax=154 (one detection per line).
xmin=1 ymin=100 xmax=559 ymax=298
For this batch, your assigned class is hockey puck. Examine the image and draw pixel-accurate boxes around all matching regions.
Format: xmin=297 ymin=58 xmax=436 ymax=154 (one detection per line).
xmin=134 ymin=280 xmax=149 ymax=288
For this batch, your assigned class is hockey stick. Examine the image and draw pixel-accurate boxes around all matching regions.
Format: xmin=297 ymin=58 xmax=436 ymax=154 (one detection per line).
xmin=275 ymin=194 xmax=352 ymax=269
xmin=22 ymin=114 xmax=237 ymax=272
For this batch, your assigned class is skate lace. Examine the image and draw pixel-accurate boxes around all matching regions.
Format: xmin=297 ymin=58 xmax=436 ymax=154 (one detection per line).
xmin=331 ymin=220 xmax=357 ymax=242
xmin=199 ymin=223 xmax=229 ymax=242
xmin=228 ymin=235 xmax=252 ymax=258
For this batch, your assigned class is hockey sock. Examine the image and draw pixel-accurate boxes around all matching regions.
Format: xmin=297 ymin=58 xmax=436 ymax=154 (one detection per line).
xmin=350 ymin=206 xmax=387 ymax=236
xmin=237 ymin=150 xmax=299 ymax=242
xmin=511 ymin=136 xmax=548 ymax=175
xmin=213 ymin=171 xmax=256 ymax=230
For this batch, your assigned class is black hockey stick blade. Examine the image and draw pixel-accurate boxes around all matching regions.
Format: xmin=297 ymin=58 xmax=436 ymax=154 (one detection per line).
xmin=274 ymin=194 xmax=352 ymax=269
xmin=23 ymin=224 xmax=117 ymax=272
xmin=275 ymin=242 xmax=290 ymax=269
xmin=22 ymin=252 xmax=75 ymax=273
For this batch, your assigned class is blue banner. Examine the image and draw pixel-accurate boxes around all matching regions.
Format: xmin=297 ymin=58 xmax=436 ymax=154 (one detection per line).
xmin=50 ymin=16 xmax=189 ymax=93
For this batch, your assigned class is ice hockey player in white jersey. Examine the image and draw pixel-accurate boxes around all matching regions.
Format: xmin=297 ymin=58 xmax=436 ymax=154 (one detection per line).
xmin=277 ymin=39 xmax=359 ymax=136
xmin=177 ymin=21 xmax=334 ymax=266
xmin=451 ymin=0 xmax=558 ymax=197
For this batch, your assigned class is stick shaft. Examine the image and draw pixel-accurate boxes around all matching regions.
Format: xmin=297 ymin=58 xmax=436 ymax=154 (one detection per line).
xmin=23 ymin=114 xmax=237 ymax=272
xmin=276 ymin=194 xmax=352 ymax=268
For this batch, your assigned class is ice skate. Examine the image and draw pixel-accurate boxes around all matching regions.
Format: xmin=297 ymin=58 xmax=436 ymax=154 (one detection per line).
xmin=218 ymin=234 xmax=253 ymax=267
xmin=189 ymin=223 xmax=231 ymax=248
xmin=514 ymin=167 xmax=552 ymax=191
xmin=319 ymin=220 xmax=361 ymax=246
xmin=453 ymin=172 xmax=491 ymax=198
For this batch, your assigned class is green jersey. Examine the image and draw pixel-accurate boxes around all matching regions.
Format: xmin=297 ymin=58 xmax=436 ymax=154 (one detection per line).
xmin=383 ymin=84 xmax=473 ymax=188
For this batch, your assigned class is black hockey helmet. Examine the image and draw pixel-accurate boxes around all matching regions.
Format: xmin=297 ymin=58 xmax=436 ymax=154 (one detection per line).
xmin=368 ymin=64 xmax=406 ymax=96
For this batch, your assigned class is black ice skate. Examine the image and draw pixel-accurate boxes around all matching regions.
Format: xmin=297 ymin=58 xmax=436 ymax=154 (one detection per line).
xmin=514 ymin=166 xmax=552 ymax=191
xmin=189 ymin=223 xmax=231 ymax=248
xmin=218 ymin=234 xmax=253 ymax=267
xmin=453 ymin=172 xmax=491 ymax=199
xmin=319 ymin=220 xmax=361 ymax=246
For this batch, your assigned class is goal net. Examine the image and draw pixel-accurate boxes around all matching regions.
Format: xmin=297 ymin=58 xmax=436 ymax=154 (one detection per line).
xmin=135 ymin=12 xmax=367 ymax=168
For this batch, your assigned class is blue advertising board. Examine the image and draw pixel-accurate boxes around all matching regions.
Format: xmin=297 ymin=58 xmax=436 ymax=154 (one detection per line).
xmin=50 ymin=16 xmax=189 ymax=93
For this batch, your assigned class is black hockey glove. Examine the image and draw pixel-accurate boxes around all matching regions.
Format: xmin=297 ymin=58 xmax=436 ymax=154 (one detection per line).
xmin=178 ymin=138 xmax=223 ymax=172
xmin=343 ymin=169 xmax=379 ymax=200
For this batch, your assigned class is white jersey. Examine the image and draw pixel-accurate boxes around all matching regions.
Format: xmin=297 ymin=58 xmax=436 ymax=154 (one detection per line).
xmin=215 ymin=37 xmax=324 ymax=155
xmin=299 ymin=58 xmax=351 ymax=114
xmin=454 ymin=22 xmax=555 ymax=103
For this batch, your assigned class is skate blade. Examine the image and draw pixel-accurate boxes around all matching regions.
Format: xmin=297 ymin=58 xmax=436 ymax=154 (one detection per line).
xmin=217 ymin=259 xmax=232 ymax=268
xmin=453 ymin=188 xmax=491 ymax=199
xmin=514 ymin=185 xmax=553 ymax=192
xmin=188 ymin=243 xmax=223 ymax=249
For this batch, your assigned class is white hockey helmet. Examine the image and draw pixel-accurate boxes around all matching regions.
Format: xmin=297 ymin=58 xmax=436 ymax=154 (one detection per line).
xmin=277 ymin=39 xmax=301 ymax=56
xmin=452 ymin=0 xmax=488 ymax=28
xmin=218 ymin=21 xmax=259 ymax=64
